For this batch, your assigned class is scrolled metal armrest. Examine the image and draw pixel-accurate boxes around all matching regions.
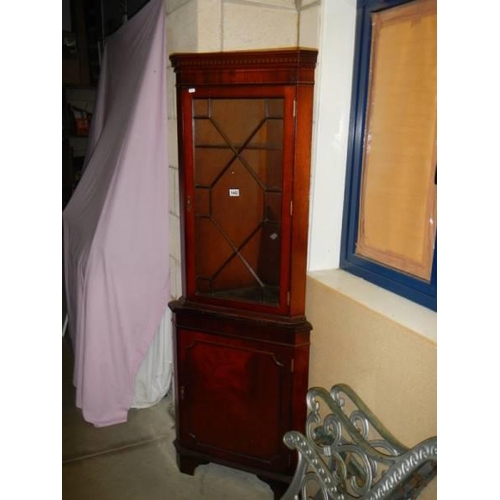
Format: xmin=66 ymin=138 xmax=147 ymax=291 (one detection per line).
xmin=281 ymin=384 xmax=437 ymax=500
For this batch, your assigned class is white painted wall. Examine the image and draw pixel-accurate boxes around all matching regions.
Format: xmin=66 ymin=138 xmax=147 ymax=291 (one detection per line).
xmin=307 ymin=0 xmax=357 ymax=271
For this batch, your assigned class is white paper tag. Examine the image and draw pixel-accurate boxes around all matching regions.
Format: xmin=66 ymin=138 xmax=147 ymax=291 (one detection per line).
xmin=229 ymin=189 xmax=240 ymax=197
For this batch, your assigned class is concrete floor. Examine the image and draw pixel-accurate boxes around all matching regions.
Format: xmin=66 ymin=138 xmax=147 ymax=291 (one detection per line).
xmin=62 ymin=337 xmax=275 ymax=500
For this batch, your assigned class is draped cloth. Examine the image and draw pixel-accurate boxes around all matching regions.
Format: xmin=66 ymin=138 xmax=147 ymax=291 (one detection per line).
xmin=63 ymin=0 xmax=170 ymax=427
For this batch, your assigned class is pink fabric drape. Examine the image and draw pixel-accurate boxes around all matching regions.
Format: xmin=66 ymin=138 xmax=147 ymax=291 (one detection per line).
xmin=63 ymin=0 xmax=169 ymax=427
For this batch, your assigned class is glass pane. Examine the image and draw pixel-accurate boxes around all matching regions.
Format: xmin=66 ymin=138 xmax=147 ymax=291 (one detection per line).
xmin=195 ymin=218 xmax=234 ymax=279
xmin=211 ymin=158 xmax=264 ymax=248
xmin=193 ymin=98 xmax=209 ymax=117
xmin=195 ymin=187 xmax=210 ymax=216
xmin=265 ymin=192 xmax=282 ymax=222
xmin=356 ymin=0 xmax=436 ymax=281
xmin=194 ymin=148 xmax=235 ymax=186
xmin=240 ymin=119 xmax=283 ymax=190
xmin=192 ymin=97 xmax=284 ymax=305
xmin=211 ymin=99 xmax=266 ymax=146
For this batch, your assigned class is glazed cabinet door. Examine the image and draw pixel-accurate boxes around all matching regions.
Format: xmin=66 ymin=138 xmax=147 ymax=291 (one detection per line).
xmin=179 ymin=86 xmax=296 ymax=316
xmin=176 ymin=327 xmax=293 ymax=471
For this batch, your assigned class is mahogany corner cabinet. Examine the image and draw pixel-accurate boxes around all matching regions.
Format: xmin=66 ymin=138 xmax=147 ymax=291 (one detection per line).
xmin=168 ymin=48 xmax=317 ymax=497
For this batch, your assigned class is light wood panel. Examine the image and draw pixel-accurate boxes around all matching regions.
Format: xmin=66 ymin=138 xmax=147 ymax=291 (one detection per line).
xmin=357 ymin=0 xmax=437 ymax=281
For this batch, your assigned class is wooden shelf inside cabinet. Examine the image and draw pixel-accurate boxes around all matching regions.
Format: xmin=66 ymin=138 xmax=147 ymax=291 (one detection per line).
xmin=169 ymin=48 xmax=317 ymax=498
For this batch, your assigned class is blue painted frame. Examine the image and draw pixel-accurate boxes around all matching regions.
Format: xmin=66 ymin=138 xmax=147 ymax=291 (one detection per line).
xmin=340 ymin=0 xmax=437 ymax=311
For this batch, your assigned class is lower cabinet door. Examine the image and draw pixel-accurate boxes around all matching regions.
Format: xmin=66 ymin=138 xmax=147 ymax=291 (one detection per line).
xmin=177 ymin=328 xmax=293 ymax=472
